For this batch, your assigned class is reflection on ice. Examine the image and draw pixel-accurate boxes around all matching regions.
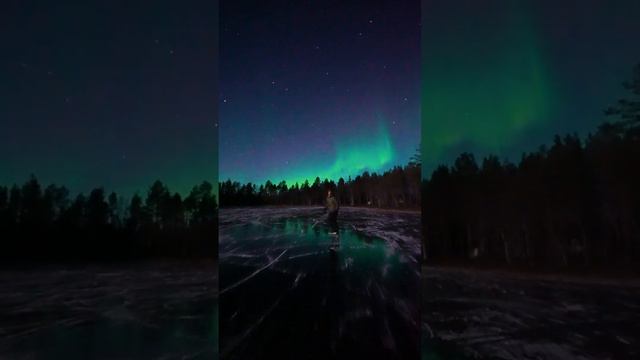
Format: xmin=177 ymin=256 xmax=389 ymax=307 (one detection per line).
xmin=220 ymin=207 xmax=421 ymax=360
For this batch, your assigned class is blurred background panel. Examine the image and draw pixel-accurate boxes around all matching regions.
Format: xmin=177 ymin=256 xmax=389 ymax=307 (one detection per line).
xmin=421 ymin=1 xmax=640 ymax=359
xmin=0 ymin=1 xmax=219 ymax=359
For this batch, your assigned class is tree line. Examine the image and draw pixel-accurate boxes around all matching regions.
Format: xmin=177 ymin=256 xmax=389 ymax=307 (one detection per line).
xmin=423 ymin=62 xmax=640 ymax=272
xmin=0 ymin=178 xmax=217 ymax=262
xmin=219 ymin=160 xmax=421 ymax=209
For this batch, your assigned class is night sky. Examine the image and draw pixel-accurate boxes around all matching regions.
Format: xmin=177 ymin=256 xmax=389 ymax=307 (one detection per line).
xmin=220 ymin=0 xmax=420 ymax=186
xmin=1 ymin=1 xmax=218 ymax=196
xmin=422 ymin=0 xmax=640 ymax=178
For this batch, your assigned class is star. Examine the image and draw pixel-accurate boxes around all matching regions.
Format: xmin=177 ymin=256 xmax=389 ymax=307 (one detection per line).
xmin=325 ymin=72 xmax=329 ymax=76
xmin=271 ymin=80 xmax=276 ymax=85
xmin=358 ymin=32 xmax=363 ymax=36
xmin=369 ymin=19 xmax=374 ymax=24
xmin=403 ymin=97 xmax=408 ymax=101
xmin=169 ymin=49 xmax=174 ymax=55
xmin=284 ymin=87 xmax=289 ymax=92
xmin=223 ymin=98 xmax=228 ymax=103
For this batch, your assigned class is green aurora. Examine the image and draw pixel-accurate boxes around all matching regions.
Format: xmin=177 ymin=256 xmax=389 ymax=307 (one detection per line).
xmin=259 ymin=120 xmax=395 ymax=186
xmin=421 ymin=1 xmax=556 ymax=178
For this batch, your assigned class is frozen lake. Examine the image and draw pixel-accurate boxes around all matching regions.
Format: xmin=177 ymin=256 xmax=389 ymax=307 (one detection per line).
xmin=0 ymin=262 xmax=218 ymax=359
xmin=219 ymin=206 xmax=421 ymax=360
xmin=422 ymin=267 xmax=640 ymax=360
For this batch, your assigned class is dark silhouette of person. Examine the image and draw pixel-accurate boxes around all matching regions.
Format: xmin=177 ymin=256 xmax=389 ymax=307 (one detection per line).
xmin=326 ymin=189 xmax=339 ymax=236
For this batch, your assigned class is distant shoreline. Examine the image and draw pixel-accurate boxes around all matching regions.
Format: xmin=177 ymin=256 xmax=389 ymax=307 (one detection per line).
xmin=219 ymin=205 xmax=420 ymax=214
xmin=0 ymin=258 xmax=218 ymax=271
xmin=422 ymin=264 xmax=640 ymax=287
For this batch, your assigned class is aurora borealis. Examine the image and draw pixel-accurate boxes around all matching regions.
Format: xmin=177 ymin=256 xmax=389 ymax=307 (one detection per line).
xmin=220 ymin=0 xmax=419 ymax=186
xmin=422 ymin=1 xmax=553 ymax=174
xmin=421 ymin=0 xmax=640 ymax=179
xmin=5 ymin=0 xmax=638 ymax=192
xmin=268 ymin=120 xmax=396 ymax=185
xmin=1 ymin=1 xmax=218 ymax=196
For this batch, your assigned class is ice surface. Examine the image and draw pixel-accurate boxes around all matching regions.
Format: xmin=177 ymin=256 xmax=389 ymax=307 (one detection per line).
xmin=422 ymin=267 xmax=640 ymax=360
xmin=219 ymin=206 xmax=421 ymax=360
xmin=0 ymin=262 xmax=218 ymax=359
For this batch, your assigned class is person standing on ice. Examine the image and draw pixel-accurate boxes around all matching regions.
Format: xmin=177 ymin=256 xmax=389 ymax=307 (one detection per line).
xmin=326 ymin=189 xmax=340 ymax=236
